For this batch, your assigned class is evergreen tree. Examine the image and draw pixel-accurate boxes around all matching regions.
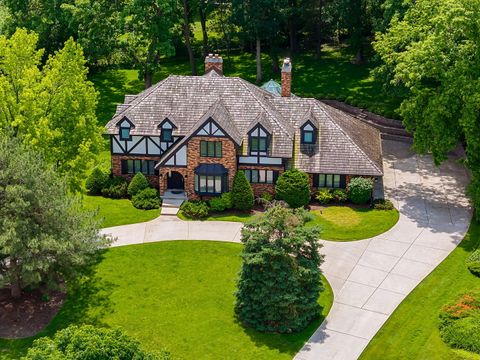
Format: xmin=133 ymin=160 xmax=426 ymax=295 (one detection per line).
xmin=275 ymin=169 xmax=311 ymax=208
xmin=231 ymin=170 xmax=254 ymax=211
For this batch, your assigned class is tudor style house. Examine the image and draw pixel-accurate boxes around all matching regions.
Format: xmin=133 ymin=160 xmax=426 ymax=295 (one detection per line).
xmin=105 ymin=54 xmax=383 ymax=200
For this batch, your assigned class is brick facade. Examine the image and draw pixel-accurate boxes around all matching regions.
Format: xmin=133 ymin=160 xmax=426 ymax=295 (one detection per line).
xmin=111 ymin=155 xmax=161 ymax=188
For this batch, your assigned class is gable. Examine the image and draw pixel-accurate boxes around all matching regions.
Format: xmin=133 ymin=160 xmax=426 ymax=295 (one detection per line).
xmin=196 ymin=118 xmax=226 ymax=137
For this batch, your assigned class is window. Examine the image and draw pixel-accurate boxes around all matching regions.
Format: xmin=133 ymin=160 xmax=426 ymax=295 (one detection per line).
xmin=244 ymin=169 xmax=279 ymax=184
xmin=194 ymin=174 xmax=227 ymax=194
xmin=249 ymin=126 xmax=269 ymax=155
xmin=313 ymin=174 xmax=344 ymax=188
xmin=161 ymin=128 xmax=172 ymax=142
xmin=200 ymin=141 xmax=222 ymax=157
xmin=120 ymin=127 xmax=131 ymax=140
xmin=301 ymin=122 xmax=316 ymax=144
xmin=121 ymin=160 xmax=157 ymax=175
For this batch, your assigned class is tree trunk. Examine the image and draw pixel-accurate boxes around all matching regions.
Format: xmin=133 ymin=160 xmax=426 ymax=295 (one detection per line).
xmin=270 ymin=51 xmax=280 ymax=74
xmin=315 ymin=0 xmax=323 ymax=59
xmin=199 ymin=0 xmax=209 ymax=57
xmin=182 ymin=0 xmax=197 ymax=75
xmin=256 ymin=37 xmax=262 ymax=83
xmin=144 ymin=71 xmax=153 ymax=89
xmin=288 ymin=18 xmax=297 ymax=56
xmin=10 ymin=259 xmax=21 ymax=299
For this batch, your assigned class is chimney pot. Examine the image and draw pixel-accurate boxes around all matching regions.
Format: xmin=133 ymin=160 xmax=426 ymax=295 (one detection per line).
xmin=281 ymin=58 xmax=292 ymax=97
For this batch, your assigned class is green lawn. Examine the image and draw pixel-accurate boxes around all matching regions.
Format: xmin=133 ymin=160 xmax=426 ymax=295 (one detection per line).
xmin=82 ymin=195 xmax=159 ymax=228
xmin=308 ymin=206 xmax=399 ymax=241
xmin=0 ymin=241 xmax=333 ymax=360
xmin=360 ymin=220 xmax=480 ymax=360
xmin=178 ymin=210 xmax=255 ymax=223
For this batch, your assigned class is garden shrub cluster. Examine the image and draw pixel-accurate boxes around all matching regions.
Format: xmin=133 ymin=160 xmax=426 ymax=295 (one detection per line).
xmin=373 ymin=199 xmax=395 ymax=210
xmin=181 ymin=201 xmax=209 ymax=219
xmin=466 ymin=249 xmax=480 ymax=276
xmin=275 ymin=169 xmax=310 ymax=208
xmin=128 ymin=173 xmax=150 ymax=197
xmin=315 ymin=188 xmax=348 ymax=204
xmin=132 ymin=188 xmax=161 ymax=210
xmin=101 ymin=176 xmax=128 ymax=199
xmin=347 ymin=177 xmax=373 ymax=204
xmin=439 ymin=290 xmax=480 ymax=354
xmin=85 ymin=167 xmax=109 ymax=195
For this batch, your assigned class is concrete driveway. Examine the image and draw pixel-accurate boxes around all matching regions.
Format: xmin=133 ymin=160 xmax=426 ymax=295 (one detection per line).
xmin=101 ymin=140 xmax=472 ymax=360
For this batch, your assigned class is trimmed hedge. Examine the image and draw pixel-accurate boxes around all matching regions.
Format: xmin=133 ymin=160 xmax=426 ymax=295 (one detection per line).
xmin=347 ymin=177 xmax=373 ymax=204
xmin=86 ymin=167 xmax=109 ymax=195
xmin=275 ymin=169 xmax=310 ymax=208
xmin=231 ymin=171 xmax=254 ymax=211
xmin=128 ymin=173 xmax=150 ymax=197
xmin=466 ymin=249 xmax=480 ymax=276
xmin=373 ymin=199 xmax=395 ymax=210
xmin=209 ymin=192 xmax=233 ymax=212
xmin=132 ymin=188 xmax=161 ymax=210
xmin=181 ymin=201 xmax=209 ymax=219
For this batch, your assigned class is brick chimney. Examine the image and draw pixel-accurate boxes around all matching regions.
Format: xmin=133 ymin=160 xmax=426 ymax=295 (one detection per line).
xmin=281 ymin=58 xmax=292 ymax=97
xmin=205 ymin=53 xmax=223 ymax=75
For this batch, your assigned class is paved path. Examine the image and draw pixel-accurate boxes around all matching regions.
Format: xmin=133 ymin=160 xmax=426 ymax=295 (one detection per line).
xmin=101 ymin=140 xmax=472 ymax=360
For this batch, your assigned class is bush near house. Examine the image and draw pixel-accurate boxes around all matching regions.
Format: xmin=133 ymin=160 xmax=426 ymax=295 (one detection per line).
xmin=132 ymin=188 xmax=161 ymax=210
xmin=347 ymin=177 xmax=373 ymax=204
xmin=231 ymin=171 xmax=254 ymax=211
xmin=373 ymin=199 xmax=395 ymax=210
xmin=316 ymin=188 xmax=334 ymax=204
xmin=209 ymin=192 xmax=233 ymax=212
xmin=332 ymin=189 xmax=348 ymax=203
xmin=275 ymin=169 xmax=310 ymax=208
xmin=85 ymin=167 xmax=109 ymax=195
xmin=24 ymin=325 xmax=172 ymax=360
xmin=101 ymin=176 xmax=128 ymax=199
xmin=466 ymin=249 xmax=480 ymax=276
xmin=180 ymin=201 xmax=209 ymax=219
xmin=128 ymin=172 xmax=150 ymax=197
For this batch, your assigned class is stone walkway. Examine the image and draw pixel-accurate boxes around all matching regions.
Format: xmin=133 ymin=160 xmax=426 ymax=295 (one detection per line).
xmin=101 ymin=140 xmax=472 ymax=360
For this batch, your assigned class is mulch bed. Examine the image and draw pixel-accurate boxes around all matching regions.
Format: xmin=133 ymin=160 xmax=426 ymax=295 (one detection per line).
xmin=0 ymin=288 xmax=65 ymax=339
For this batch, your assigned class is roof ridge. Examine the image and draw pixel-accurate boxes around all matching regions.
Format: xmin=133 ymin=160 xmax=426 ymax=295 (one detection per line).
xmin=315 ymin=101 xmax=383 ymax=175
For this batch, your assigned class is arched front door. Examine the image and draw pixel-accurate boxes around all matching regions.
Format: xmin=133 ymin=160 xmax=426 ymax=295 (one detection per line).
xmin=167 ymin=171 xmax=184 ymax=190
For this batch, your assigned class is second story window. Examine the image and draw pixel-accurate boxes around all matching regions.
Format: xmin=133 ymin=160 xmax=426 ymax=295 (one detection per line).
xmin=301 ymin=122 xmax=317 ymax=144
xmin=200 ymin=140 xmax=222 ymax=157
xmin=249 ymin=126 xmax=269 ymax=155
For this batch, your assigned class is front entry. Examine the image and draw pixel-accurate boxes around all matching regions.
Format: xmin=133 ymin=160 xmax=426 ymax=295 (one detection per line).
xmin=167 ymin=171 xmax=184 ymax=190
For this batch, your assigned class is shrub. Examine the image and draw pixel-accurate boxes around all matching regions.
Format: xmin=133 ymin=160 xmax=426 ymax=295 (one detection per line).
xmin=466 ymin=249 xmax=480 ymax=276
xmin=128 ymin=173 xmax=150 ymax=197
xmin=131 ymin=188 xmax=161 ymax=210
xmin=85 ymin=167 xmax=108 ymax=195
xmin=373 ymin=199 xmax=395 ymax=210
xmin=260 ymin=192 xmax=274 ymax=202
xmin=101 ymin=177 xmax=128 ymax=199
xmin=275 ymin=169 xmax=310 ymax=208
xmin=347 ymin=177 xmax=373 ymax=204
xmin=24 ymin=325 xmax=172 ymax=360
xmin=332 ymin=189 xmax=348 ymax=203
xmin=220 ymin=192 xmax=233 ymax=209
xmin=231 ymin=171 xmax=254 ymax=211
xmin=209 ymin=192 xmax=233 ymax=212
xmin=316 ymin=188 xmax=333 ymax=204
xmin=181 ymin=201 xmax=209 ymax=219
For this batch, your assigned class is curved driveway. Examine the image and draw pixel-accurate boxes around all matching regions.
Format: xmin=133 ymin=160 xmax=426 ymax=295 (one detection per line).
xmin=101 ymin=140 xmax=472 ymax=360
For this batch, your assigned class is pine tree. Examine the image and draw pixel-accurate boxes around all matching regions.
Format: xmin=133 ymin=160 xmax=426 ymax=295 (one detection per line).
xmin=231 ymin=170 xmax=254 ymax=211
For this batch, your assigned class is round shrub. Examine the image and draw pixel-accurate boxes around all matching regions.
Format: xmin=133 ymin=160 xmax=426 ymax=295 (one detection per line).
xmin=260 ymin=192 xmax=274 ymax=202
xmin=347 ymin=177 xmax=373 ymax=204
xmin=466 ymin=249 xmax=480 ymax=276
xmin=128 ymin=173 xmax=150 ymax=197
xmin=85 ymin=167 xmax=108 ymax=195
xmin=101 ymin=176 xmax=128 ymax=199
xmin=24 ymin=324 xmax=172 ymax=360
xmin=131 ymin=188 xmax=161 ymax=210
xmin=332 ymin=189 xmax=348 ymax=203
xmin=210 ymin=195 xmax=228 ymax=212
xmin=231 ymin=171 xmax=254 ymax=211
xmin=373 ymin=199 xmax=395 ymax=210
xmin=275 ymin=169 xmax=310 ymax=208
xmin=181 ymin=201 xmax=209 ymax=219
xmin=316 ymin=188 xmax=333 ymax=204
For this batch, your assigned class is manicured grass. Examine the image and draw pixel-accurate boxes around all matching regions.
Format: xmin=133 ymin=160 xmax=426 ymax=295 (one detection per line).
xmin=177 ymin=210 xmax=255 ymax=223
xmin=308 ymin=206 xmax=399 ymax=241
xmin=82 ymin=195 xmax=159 ymax=228
xmin=360 ymin=220 xmax=480 ymax=360
xmin=0 ymin=241 xmax=333 ymax=360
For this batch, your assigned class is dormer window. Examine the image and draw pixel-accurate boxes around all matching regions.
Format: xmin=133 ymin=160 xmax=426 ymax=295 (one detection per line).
xmin=161 ymin=128 xmax=172 ymax=142
xmin=249 ymin=125 xmax=269 ymax=155
xmin=118 ymin=118 xmax=133 ymax=140
xmin=159 ymin=119 xmax=175 ymax=142
xmin=301 ymin=121 xmax=317 ymax=144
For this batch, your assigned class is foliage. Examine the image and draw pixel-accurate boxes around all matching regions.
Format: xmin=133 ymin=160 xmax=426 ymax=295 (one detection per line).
xmin=374 ymin=0 xmax=480 ymax=219
xmin=209 ymin=192 xmax=233 ymax=212
xmin=132 ymin=188 xmax=161 ymax=210
xmin=236 ymin=205 xmax=324 ymax=333
xmin=332 ymin=189 xmax=348 ymax=203
xmin=23 ymin=325 xmax=172 ymax=360
xmin=86 ymin=167 xmax=109 ymax=195
xmin=128 ymin=172 xmax=150 ymax=197
xmin=466 ymin=249 xmax=480 ymax=276
xmin=438 ymin=290 xmax=480 ymax=354
xmin=180 ymin=201 xmax=209 ymax=219
xmin=275 ymin=169 xmax=310 ymax=208
xmin=259 ymin=192 xmax=274 ymax=202
xmin=347 ymin=177 xmax=373 ymax=204
xmin=373 ymin=199 xmax=395 ymax=210
xmin=0 ymin=29 xmax=103 ymax=192
xmin=101 ymin=177 xmax=128 ymax=199
xmin=0 ymin=135 xmax=109 ymax=298
xmin=316 ymin=188 xmax=334 ymax=204
xmin=231 ymin=171 xmax=254 ymax=211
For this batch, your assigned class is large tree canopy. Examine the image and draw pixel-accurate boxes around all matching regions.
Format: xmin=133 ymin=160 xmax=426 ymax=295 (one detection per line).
xmin=374 ymin=0 xmax=480 ymax=216
xmin=0 ymin=28 xmax=103 ymax=191
xmin=0 ymin=134 xmax=109 ymax=298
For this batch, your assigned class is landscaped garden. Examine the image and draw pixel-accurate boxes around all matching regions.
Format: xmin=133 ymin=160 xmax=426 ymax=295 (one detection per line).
xmin=360 ymin=220 xmax=480 ymax=360
xmin=0 ymin=241 xmax=333 ymax=360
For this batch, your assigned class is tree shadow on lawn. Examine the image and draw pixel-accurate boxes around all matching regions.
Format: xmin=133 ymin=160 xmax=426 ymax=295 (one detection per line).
xmin=0 ymin=250 xmax=117 ymax=360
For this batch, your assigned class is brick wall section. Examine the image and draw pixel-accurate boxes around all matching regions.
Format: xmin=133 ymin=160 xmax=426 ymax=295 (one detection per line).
xmin=238 ymin=165 xmax=284 ymax=197
xmin=159 ymin=136 xmax=237 ymax=200
xmin=111 ymin=155 xmax=161 ymax=188
xmin=281 ymin=70 xmax=291 ymax=97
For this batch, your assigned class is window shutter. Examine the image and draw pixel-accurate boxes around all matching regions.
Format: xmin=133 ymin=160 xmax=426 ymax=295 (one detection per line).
xmin=121 ymin=160 xmax=128 ymax=174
